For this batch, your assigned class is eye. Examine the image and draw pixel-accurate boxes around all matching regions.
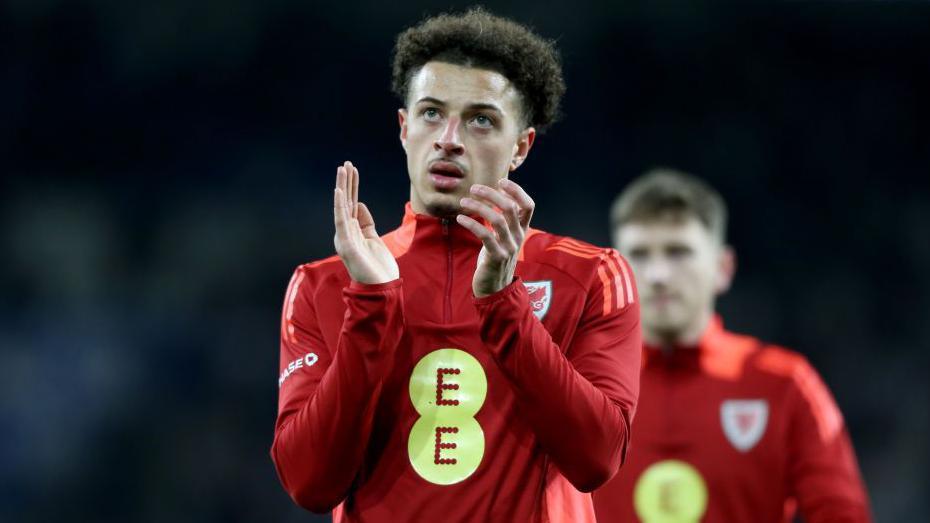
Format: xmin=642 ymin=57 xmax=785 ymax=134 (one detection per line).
xmin=470 ymin=114 xmax=494 ymax=128
xmin=422 ymin=108 xmax=441 ymax=122
xmin=627 ymin=248 xmax=648 ymax=262
xmin=666 ymin=245 xmax=693 ymax=260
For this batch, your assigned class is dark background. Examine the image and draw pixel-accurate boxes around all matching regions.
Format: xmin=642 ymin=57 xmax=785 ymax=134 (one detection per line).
xmin=2 ymin=1 xmax=928 ymax=521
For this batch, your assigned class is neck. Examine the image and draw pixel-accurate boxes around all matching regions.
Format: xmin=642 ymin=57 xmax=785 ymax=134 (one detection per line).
xmin=645 ymin=308 xmax=714 ymax=349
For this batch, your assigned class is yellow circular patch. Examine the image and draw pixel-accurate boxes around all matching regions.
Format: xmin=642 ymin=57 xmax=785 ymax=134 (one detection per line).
xmin=633 ymin=460 xmax=708 ymax=523
xmin=408 ymin=348 xmax=488 ymax=485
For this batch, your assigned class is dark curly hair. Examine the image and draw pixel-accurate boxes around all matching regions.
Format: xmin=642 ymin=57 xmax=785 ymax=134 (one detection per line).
xmin=391 ymin=7 xmax=565 ymax=131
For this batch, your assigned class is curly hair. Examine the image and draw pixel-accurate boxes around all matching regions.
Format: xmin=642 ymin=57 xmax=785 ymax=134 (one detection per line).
xmin=391 ymin=7 xmax=565 ymax=131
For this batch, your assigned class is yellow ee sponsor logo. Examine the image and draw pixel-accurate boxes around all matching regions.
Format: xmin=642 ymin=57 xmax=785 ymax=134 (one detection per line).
xmin=408 ymin=348 xmax=488 ymax=485
xmin=634 ymin=460 xmax=708 ymax=523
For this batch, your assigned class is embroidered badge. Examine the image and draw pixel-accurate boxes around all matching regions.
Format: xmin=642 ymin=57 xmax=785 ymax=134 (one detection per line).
xmin=522 ymin=280 xmax=552 ymax=320
xmin=720 ymin=399 xmax=769 ymax=452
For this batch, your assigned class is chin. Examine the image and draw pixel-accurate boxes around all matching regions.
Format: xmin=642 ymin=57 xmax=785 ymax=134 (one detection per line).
xmin=646 ymin=313 xmax=688 ymax=336
xmin=422 ymin=196 xmax=462 ymax=218
xmin=425 ymin=203 xmax=461 ymax=218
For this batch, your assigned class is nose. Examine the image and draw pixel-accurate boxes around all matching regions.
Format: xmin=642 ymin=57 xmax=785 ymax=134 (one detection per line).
xmin=434 ymin=117 xmax=465 ymax=156
xmin=642 ymin=258 xmax=672 ymax=287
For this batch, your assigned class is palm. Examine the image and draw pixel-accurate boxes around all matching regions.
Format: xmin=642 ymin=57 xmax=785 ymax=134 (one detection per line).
xmin=333 ymin=162 xmax=399 ymax=284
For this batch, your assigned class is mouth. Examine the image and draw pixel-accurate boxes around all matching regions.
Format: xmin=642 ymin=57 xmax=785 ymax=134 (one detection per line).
xmin=427 ymin=160 xmax=466 ymax=191
xmin=649 ymin=294 xmax=678 ymax=308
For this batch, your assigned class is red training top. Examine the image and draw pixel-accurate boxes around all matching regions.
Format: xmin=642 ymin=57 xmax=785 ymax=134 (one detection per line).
xmin=593 ymin=316 xmax=872 ymax=522
xmin=271 ymin=203 xmax=641 ymax=522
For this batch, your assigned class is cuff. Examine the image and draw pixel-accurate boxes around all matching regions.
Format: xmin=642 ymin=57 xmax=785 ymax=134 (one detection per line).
xmin=347 ymin=278 xmax=403 ymax=293
xmin=473 ymin=277 xmax=526 ymax=307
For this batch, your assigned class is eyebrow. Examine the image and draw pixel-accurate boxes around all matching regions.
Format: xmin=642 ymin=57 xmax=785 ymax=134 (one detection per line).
xmin=414 ymin=97 xmax=503 ymax=114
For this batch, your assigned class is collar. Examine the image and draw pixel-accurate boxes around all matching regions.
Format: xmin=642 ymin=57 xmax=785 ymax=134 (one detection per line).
xmin=382 ymin=202 xmax=485 ymax=257
xmin=642 ymin=314 xmax=728 ymax=369
xmin=642 ymin=315 xmax=756 ymax=381
xmin=697 ymin=314 xmax=728 ymax=351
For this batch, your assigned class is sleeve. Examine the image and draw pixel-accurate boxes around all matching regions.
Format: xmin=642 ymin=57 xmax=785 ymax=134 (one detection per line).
xmin=270 ymin=267 xmax=405 ymax=513
xmin=786 ymin=358 xmax=873 ymax=522
xmin=473 ymin=252 xmax=641 ymax=492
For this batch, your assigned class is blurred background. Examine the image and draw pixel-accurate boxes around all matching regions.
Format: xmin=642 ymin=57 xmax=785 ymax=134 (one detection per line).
xmin=2 ymin=1 xmax=928 ymax=521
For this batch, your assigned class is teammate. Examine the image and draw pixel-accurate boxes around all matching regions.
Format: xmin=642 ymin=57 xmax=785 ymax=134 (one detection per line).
xmin=270 ymin=9 xmax=641 ymax=522
xmin=593 ymin=169 xmax=872 ymax=522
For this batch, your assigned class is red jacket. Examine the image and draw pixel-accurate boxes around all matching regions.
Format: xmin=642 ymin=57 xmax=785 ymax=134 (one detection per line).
xmin=271 ymin=204 xmax=641 ymax=522
xmin=593 ymin=316 xmax=872 ymax=522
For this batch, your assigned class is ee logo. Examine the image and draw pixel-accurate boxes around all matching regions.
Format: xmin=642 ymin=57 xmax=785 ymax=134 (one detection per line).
xmin=407 ymin=348 xmax=488 ymax=485
xmin=634 ymin=459 xmax=708 ymax=523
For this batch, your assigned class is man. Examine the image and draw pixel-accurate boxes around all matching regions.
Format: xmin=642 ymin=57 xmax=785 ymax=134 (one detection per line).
xmin=593 ymin=169 xmax=872 ymax=522
xmin=270 ymin=9 xmax=641 ymax=522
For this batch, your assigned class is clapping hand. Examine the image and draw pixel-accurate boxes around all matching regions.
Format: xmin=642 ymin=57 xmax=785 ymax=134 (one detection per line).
xmin=333 ymin=161 xmax=399 ymax=284
xmin=456 ymin=179 xmax=535 ymax=298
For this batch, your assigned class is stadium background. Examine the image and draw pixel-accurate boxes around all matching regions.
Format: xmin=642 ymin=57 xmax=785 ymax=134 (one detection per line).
xmin=2 ymin=1 xmax=928 ymax=521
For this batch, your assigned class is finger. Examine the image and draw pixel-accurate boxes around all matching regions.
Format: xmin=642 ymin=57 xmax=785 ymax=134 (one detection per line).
xmin=336 ymin=164 xmax=347 ymax=197
xmin=357 ymin=202 xmax=380 ymax=240
xmin=470 ymin=184 xmax=522 ymax=243
xmin=334 ymin=186 xmax=348 ymax=242
xmin=347 ymin=161 xmax=359 ymax=219
xmin=470 ymin=183 xmax=517 ymax=210
xmin=460 ymin=197 xmax=518 ymax=253
xmin=456 ymin=214 xmax=508 ymax=260
xmin=341 ymin=161 xmax=353 ymax=218
xmin=461 ymin=191 xmax=519 ymax=250
xmin=334 ymin=166 xmax=353 ymax=244
xmin=499 ymin=178 xmax=535 ymax=229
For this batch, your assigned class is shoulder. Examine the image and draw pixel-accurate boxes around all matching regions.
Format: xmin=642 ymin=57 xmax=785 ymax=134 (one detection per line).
xmin=521 ymin=230 xmax=637 ymax=316
xmin=709 ymin=330 xmax=819 ymax=385
xmin=286 ymin=255 xmax=349 ymax=297
xmin=750 ymin=343 xmax=844 ymax=439
xmin=751 ymin=343 xmax=818 ymax=383
xmin=522 ymin=229 xmax=633 ymax=284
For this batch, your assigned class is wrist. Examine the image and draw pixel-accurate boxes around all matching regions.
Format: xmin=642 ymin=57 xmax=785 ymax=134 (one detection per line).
xmin=473 ymin=277 xmax=522 ymax=302
xmin=474 ymin=277 xmax=514 ymax=298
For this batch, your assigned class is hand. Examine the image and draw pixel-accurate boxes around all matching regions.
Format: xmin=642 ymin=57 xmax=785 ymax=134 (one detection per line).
xmin=333 ymin=161 xmax=399 ymax=284
xmin=456 ymin=179 xmax=535 ymax=298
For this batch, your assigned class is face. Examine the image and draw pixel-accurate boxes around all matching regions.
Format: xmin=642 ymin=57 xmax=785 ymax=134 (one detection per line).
xmin=614 ymin=215 xmax=734 ymax=345
xmin=398 ymin=61 xmax=535 ymax=217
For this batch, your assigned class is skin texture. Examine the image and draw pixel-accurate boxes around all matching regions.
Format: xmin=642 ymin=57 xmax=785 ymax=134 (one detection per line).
xmin=333 ymin=162 xmax=399 ymax=285
xmin=398 ymin=61 xmax=534 ymax=217
xmin=614 ymin=214 xmax=735 ymax=347
xmin=334 ymin=61 xmax=538 ymax=297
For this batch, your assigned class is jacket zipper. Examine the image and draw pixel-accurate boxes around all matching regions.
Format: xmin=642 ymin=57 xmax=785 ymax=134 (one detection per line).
xmin=442 ymin=218 xmax=453 ymax=323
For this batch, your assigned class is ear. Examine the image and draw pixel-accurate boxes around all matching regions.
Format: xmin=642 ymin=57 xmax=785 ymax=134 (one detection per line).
xmin=398 ymin=108 xmax=408 ymax=151
xmin=509 ymin=127 xmax=536 ymax=172
xmin=715 ymin=245 xmax=736 ymax=295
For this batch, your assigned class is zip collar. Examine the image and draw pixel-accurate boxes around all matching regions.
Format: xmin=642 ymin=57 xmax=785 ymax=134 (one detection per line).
xmin=383 ymin=202 xmax=485 ymax=257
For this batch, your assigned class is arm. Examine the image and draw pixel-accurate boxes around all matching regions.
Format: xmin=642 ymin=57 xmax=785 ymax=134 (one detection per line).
xmin=457 ymin=179 xmax=640 ymax=491
xmin=474 ymin=268 xmax=640 ymax=492
xmin=786 ymin=359 xmax=872 ymax=522
xmin=271 ymin=273 xmax=404 ymax=512
xmin=271 ymin=161 xmax=403 ymax=512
